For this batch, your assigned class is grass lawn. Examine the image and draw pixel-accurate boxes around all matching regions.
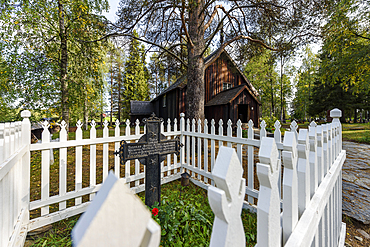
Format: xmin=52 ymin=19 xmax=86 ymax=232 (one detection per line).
xmin=26 ymin=180 xmax=257 ymax=247
xmin=342 ymin=123 xmax=370 ymax=144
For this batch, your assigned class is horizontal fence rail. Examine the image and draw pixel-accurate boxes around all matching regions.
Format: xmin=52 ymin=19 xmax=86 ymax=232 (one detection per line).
xmin=0 ymin=109 xmax=346 ymax=247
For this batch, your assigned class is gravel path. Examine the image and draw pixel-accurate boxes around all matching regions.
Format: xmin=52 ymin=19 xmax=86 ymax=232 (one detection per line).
xmin=342 ymin=141 xmax=370 ymax=224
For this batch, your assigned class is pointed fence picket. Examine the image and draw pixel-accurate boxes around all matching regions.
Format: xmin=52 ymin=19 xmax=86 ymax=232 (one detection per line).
xmin=256 ymin=109 xmax=346 ymax=247
xmin=1 ymin=108 xmax=346 ymax=247
xmin=0 ymin=111 xmax=30 ymax=247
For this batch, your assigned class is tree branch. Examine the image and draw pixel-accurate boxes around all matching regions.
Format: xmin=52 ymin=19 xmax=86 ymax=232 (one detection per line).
xmin=204 ymin=35 xmax=277 ymax=67
xmin=80 ymin=33 xmax=188 ymax=68
xmin=181 ymin=0 xmax=194 ymax=47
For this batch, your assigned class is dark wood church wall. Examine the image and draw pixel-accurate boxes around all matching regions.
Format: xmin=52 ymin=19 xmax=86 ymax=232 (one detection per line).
xmin=205 ymin=54 xmax=244 ymax=103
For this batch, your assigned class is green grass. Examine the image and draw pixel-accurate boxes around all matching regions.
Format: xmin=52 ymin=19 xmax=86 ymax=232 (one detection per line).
xmin=27 ymin=180 xmax=257 ymax=246
xmin=342 ymin=123 xmax=370 ymax=144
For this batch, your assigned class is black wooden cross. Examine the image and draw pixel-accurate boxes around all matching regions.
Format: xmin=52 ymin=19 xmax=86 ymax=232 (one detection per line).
xmin=114 ymin=113 xmax=183 ymax=207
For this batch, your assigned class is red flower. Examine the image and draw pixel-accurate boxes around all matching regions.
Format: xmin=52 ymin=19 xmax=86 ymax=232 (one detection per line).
xmin=152 ymin=208 xmax=159 ymax=216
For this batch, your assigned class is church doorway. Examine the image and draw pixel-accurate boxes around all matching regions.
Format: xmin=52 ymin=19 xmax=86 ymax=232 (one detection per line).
xmin=238 ymin=104 xmax=250 ymax=123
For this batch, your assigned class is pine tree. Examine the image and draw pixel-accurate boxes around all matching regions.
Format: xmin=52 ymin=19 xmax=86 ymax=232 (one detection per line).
xmin=122 ymin=31 xmax=150 ymax=119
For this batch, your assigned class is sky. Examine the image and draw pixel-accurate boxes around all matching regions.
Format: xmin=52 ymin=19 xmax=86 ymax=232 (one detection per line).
xmin=103 ymin=0 xmax=120 ymax=23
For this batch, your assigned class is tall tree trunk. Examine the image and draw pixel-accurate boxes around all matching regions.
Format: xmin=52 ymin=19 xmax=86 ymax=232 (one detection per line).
xmin=58 ymin=0 xmax=69 ymax=130
xmin=187 ymin=0 xmax=205 ymax=121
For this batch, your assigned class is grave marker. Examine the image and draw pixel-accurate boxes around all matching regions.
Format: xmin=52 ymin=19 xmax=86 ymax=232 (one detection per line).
xmin=71 ymin=172 xmax=161 ymax=247
xmin=114 ymin=113 xmax=183 ymax=207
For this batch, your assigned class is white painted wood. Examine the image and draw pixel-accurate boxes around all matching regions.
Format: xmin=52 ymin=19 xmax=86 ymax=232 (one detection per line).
xmin=173 ymin=118 xmax=178 ymax=172
xmin=327 ymin=123 xmax=332 ymax=171
xmin=71 ymin=172 xmax=160 ymax=247
xmin=192 ymin=119 xmax=196 ymax=178
xmin=75 ymin=121 xmax=83 ymax=206
xmin=115 ymin=120 xmax=120 ymax=178
xmin=274 ymin=120 xmax=282 ymax=200
xmin=186 ymin=119 xmax=190 ymax=172
xmin=290 ymin=120 xmax=298 ymax=140
xmin=227 ymin=119 xmax=232 ymax=147
xmin=125 ymin=119 xmax=130 ymax=179
xmin=218 ymin=119 xmax=223 ymax=149
xmin=211 ymin=119 xmax=215 ymax=186
xmin=41 ymin=120 xmax=50 ymax=215
xmin=260 ymin=120 xmax=266 ymax=138
xmin=256 ymin=137 xmax=281 ymax=247
xmin=297 ymin=129 xmax=310 ymax=217
xmin=282 ymin=132 xmax=298 ymax=244
xmin=236 ymin=120 xmax=242 ymax=163
xmin=59 ymin=121 xmax=68 ymax=210
xmin=0 ymin=123 xmax=4 ymax=247
xmin=197 ymin=119 xmax=202 ymax=180
xmin=208 ymin=146 xmax=246 ymax=247
xmin=247 ymin=119 xmax=254 ymax=204
xmin=316 ymin=126 xmax=324 ymax=185
xmin=309 ymin=122 xmax=318 ymax=198
xmin=9 ymin=122 xmax=15 ymax=229
xmin=284 ymin=150 xmax=346 ymax=247
xmin=103 ymin=120 xmax=109 ymax=182
xmin=20 ymin=110 xmax=31 ymax=232
xmin=179 ymin=114 xmax=185 ymax=173
xmin=204 ymin=119 xmax=209 ymax=183
xmin=90 ymin=120 xmax=97 ymax=201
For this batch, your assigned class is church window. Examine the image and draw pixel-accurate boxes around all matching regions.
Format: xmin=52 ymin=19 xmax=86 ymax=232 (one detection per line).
xmin=223 ymin=83 xmax=232 ymax=90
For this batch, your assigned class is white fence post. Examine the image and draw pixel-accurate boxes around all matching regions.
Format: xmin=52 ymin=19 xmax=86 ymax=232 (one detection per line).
xmin=247 ymin=119 xmax=254 ymax=204
xmin=125 ymin=119 xmax=131 ymax=179
xmin=210 ymin=119 xmax=215 ymax=185
xmin=260 ymin=120 xmax=266 ymax=138
xmin=192 ymin=119 xmax=196 ymax=177
xmin=179 ymin=113 xmax=185 ymax=172
xmin=297 ymin=129 xmax=310 ymax=217
xmin=90 ymin=120 xmax=97 ymax=200
xmin=256 ymin=137 xmax=281 ymax=247
xmin=76 ymin=120 xmax=83 ymax=205
xmin=236 ymin=120 xmax=242 ymax=163
xmin=41 ymin=120 xmax=50 ymax=216
xmin=309 ymin=121 xmax=318 ymax=199
xmin=0 ymin=123 xmax=4 ymax=247
xmin=103 ymin=120 xmax=109 ymax=182
xmin=282 ymin=132 xmax=298 ymax=244
xmin=204 ymin=119 xmax=209 ymax=183
xmin=208 ymin=146 xmax=246 ymax=247
xmin=197 ymin=119 xmax=202 ymax=180
xmin=227 ymin=119 xmax=232 ymax=147
xmin=59 ymin=121 xmax=68 ymax=209
xmin=21 ymin=110 xmax=31 ymax=242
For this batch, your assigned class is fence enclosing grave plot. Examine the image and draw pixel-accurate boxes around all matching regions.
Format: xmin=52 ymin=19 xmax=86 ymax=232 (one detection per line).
xmin=0 ymin=109 xmax=346 ymax=246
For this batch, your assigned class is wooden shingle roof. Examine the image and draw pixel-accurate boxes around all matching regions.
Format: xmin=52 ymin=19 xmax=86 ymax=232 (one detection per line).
xmin=205 ymin=84 xmax=246 ymax=106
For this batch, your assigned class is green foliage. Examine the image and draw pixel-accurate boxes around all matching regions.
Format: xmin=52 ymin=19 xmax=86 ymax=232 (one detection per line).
xmin=244 ymin=50 xmax=280 ymax=118
xmin=0 ymin=0 xmax=109 ymax=122
xmin=122 ymin=30 xmax=150 ymax=119
xmin=292 ymin=46 xmax=319 ymax=120
xmin=261 ymin=116 xmax=279 ymax=130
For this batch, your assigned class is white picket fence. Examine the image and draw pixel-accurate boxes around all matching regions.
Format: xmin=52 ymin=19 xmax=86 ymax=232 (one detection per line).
xmin=0 ymin=109 xmax=345 ymax=246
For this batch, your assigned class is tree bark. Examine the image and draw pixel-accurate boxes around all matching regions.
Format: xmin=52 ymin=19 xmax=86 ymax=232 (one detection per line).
xmin=187 ymin=0 xmax=205 ymax=121
xmin=58 ymin=0 xmax=69 ymax=130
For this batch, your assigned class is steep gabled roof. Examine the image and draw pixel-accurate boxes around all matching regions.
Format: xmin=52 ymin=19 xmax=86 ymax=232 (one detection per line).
xmin=205 ymin=84 xmax=247 ymax=106
xmin=151 ymin=49 xmax=260 ymax=103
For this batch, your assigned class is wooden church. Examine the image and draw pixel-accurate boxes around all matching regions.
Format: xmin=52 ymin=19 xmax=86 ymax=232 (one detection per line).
xmin=130 ymin=50 xmax=261 ymax=127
